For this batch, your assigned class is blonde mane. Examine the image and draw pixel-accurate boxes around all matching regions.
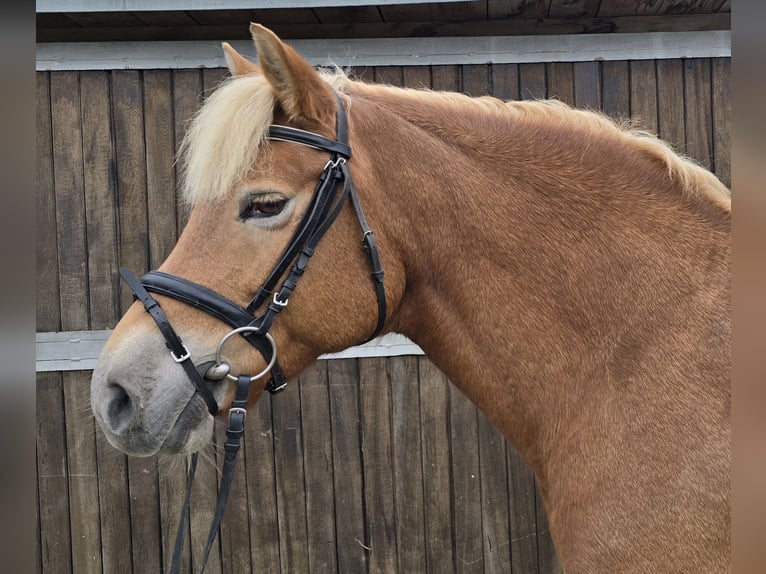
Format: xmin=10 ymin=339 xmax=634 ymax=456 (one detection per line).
xmin=179 ymin=69 xmax=729 ymax=211
xmin=179 ymin=70 xmax=349 ymax=206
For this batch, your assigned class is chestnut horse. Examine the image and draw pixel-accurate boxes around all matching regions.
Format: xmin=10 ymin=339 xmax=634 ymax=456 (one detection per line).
xmin=91 ymin=24 xmax=730 ymax=573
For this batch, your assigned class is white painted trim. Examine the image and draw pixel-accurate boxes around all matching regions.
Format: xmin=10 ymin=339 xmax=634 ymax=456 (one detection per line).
xmin=36 ymin=31 xmax=731 ymax=71
xmin=35 ymin=330 xmax=424 ymax=372
xmin=36 ymin=0 xmax=462 ymax=12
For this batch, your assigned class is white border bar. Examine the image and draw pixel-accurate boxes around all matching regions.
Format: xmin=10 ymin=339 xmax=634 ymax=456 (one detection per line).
xmin=36 ymin=0 xmax=462 ymax=12
xmin=36 ymin=330 xmax=424 ymax=372
xmin=36 ymin=31 xmax=731 ymax=71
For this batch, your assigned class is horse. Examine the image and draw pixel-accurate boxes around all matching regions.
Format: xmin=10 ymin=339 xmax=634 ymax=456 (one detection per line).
xmin=91 ymin=23 xmax=731 ymax=573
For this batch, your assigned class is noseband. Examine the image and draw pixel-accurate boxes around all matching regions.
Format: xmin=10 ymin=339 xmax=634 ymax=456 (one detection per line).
xmin=119 ymin=92 xmax=386 ymax=573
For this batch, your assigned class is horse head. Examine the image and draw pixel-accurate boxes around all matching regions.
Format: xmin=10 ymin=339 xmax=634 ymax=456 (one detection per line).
xmin=91 ymin=25 xmax=402 ymax=457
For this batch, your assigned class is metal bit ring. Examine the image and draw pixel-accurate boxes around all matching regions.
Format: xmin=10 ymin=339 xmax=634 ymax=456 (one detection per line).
xmin=214 ymin=326 xmax=277 ymax=383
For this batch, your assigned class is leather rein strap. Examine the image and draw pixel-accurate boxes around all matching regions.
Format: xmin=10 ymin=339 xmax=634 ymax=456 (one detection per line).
xmin=119 ymin=92 xmax=386 ymax=573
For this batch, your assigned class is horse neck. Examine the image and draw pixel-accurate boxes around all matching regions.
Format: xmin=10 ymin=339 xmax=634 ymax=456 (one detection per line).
xmin=349 ymin=88 xmax=730 ymax=479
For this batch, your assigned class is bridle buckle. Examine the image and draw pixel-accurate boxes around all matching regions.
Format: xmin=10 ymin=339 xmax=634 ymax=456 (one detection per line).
xmin=170 ymin=344 xmax=191 ymax=363
xmin=228 ymin=406 xmax=247 ymax=423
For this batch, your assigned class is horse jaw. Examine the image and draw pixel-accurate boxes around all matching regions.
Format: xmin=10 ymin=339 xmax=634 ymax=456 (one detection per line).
xmin=90 ymin=315 xmax=216 ymax=456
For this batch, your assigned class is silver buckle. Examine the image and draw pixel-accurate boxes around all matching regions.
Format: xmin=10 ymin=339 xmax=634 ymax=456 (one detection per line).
xmin=228 ymin=407 xmax=247 ymax=422
xmin=171 ymin=344 xmax=191 ymax=363
xmin=273 ymin=292 xmax=289 ymax=307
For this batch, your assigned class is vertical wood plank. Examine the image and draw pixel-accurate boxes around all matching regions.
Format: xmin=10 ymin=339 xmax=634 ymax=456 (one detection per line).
xmin=506 ymin=447 xmax=540 ymax=574
xmin=431 ymin=65 xmax=461 ymax=92
xmin=328 ymin=359 xmax=368 ymax=573
xmin=461 ymin=65 xmax=490 ymax=96
xmin=51 ymin=71 xmax=88 ymax=330
xmin=298 ymin=362 xmax=338 ymax=573
xmin=111 ymin=70 xmax=149 ymax=308
xmin=491 ymin=64 xmax=519 ymax=101
xmin=359 ymin=358 xmax=397 ymax=573
xmin=711 ymin=58 xmax=730 ymax=186
xmin=390 ymin=357 xmax=427 ymax=573
xmin=656 ymin=59 xmax=686 ymax=154
xmin=546 ymin=63 xmax=575 ymax=105
xmin=81 ymin=71 xmax=119 ymax=329
xmin=536 ymin=488 xmax=562 ymax=574
xmin=37 ymin=372 xmax=72 ymax=573
xmin=519 ymin=64 xmax=547 ymax=100
xmin=244 ymin=394 xmax=281 ymax=573
xmin=374 ymin=66 xmax=404 ymax=87
xmin=573 ymin=61 xmax=601 ymax=110
xmin=601 ymin=61 xmax=630 ymax=121
xmin=273 ymin=380 xmax=310 ymax=573
xmin=449 ymin=385 xmax=483 ymax=574
xmin=63 ymin=371 xmax=102 ymax=574
xmin=477 ymin=413 xmax=511 ymax=574
xmin=629 ymin=60 xmax=659 ymax=133
xmin=36 ymin=72 xmax=60 ymax=333
xmin=172 ymin=69 xmax=203 ymax=233
xmin=143 ymin=70 xmax=178 ymax=267
xmin=418 ymin=358 xmax=454 ymax=574
xmin=403 ymin=66 xmax=431 ymax=90
xmin=683 ymin=58 xmax=714 ymax=171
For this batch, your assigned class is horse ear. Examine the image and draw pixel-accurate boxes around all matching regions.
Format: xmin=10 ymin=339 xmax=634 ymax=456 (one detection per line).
xmin=250 ymin=23 xmax=335 ymax=123
xmin=222 ymin=42 xmax=261 ymax=77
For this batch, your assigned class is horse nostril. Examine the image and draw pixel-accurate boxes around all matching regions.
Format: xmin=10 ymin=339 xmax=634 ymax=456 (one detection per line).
xmin=104 ymin=383 xmax=137 ymax=435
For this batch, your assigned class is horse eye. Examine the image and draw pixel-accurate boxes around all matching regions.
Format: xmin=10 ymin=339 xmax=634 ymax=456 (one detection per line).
xmin=240 ymin=196 xmax=288 ymax=220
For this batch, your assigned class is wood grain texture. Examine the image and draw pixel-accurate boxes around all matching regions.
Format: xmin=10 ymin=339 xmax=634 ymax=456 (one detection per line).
xmin=519 ymin=63 xmax=547 ymax=100
xmin=492 ymin=63 xmax=519 ymax=101
xmin=81 ymin=71 xmax=119 ymax=329
xmin=602 ymin=60 xmax=630 ymax=121
xmin=449 ymin=385 xmax=483 ymax=574
xmin=37 ymin=372 xmax=72 ymax=573
xmin=359 ymin=358 xmax=397 ymax=573
xmin=63 ymin=371 xmax=102 ymax=574
xmin=657 ymin=59 xmax=686 ymax=154
xmin=111 ymin=70 xmax=149 ymax=311
xmin=418 ymin=358 xmax=454 ymax=574
xmin=298 ymin=362 xmax=338 ymax=573
xmin=683 ymin=58 xmax=713 ymax=171
xmin=629 ymin=60 xmax=659 ymax=132
xmin=390 ymin=357 xmax=427 ymax=573
xmin=244 ymin=395 xmax=281 ymax=572
xmin=547 ymin=62 xmax=575 ymax=105
xmin=143 ymin=69 xmax=178 ymax=267
xmin=573 ymin=61 xmax=601 ymax=110
xmin=506 ymin=447 xmax=540 ymax=574
xmin=172 ymin=69 xmax=203 ymax=232
xmin=477 ymin=413 xmax=511 ymax=574
xmin=327 ymin=359 xmax=368 ymax=573
xmin=711 ymin=57 xmax=730 ymax=186
xmin=36 ymin=72 xmax=60 ymax=333
xmin=272 ymin=379 xmax=310 ymax=573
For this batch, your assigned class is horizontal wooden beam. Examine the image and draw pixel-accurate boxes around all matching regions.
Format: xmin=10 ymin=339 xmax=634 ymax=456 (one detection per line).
xmin=36 ymin=13 xmax=731 ymax=43
xmin=36 ymin=330 xmax=425 ymax=372
xmin=36 ymin=30 xmax=731 ymax=71
xmin=36 ymin=0 xmax=462 ymax=12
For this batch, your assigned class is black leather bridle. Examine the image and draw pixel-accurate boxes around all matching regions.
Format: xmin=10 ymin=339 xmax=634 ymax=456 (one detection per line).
xmin=119 ymin=92 xmax=385 ymax=573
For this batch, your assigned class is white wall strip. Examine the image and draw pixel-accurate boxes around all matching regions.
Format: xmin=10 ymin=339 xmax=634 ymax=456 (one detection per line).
xmin=36 ymin=330 xmax=424 ymax=372
xmin=36 ymin=30 xmax=731 ymax=71
xmin=36 ymin=0 xmax=461 ymax=12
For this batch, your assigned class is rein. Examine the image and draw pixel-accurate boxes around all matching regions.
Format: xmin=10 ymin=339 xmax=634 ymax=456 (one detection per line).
xmin=119 ymin=92 xmax=385 ymax=573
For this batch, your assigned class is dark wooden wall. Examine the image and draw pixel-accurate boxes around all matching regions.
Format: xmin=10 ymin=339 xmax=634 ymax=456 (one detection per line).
xmin=36 ymin=57 xmax=730 ymax=574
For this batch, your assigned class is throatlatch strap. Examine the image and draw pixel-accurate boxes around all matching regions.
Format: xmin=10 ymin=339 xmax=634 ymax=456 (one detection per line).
xmin=120 ymin=268 xmax=219 ymax=416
